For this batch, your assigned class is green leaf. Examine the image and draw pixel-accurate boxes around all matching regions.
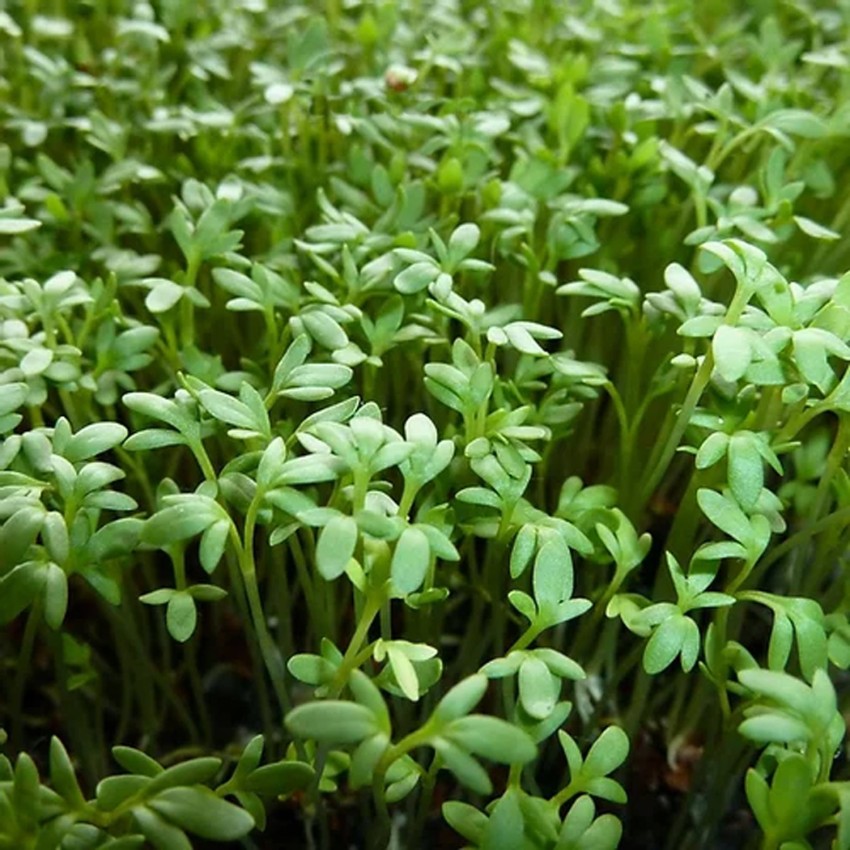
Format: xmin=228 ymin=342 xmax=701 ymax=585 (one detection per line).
xmin=272 ymin=335 xmax=312 ymax=389
xmin=142 ymin=501 xmax=220 ymax=547
xmin=187 ymin=584 xmax=226 ymax=602
xmin=198 ymin=520 xmax=230 ymax=574
xmin=41 ymin=512 xmax=69 ymax=565
xmin=695 ymin=432 xmax=729 ymax=470
xmin=788 ymin=602 xmax=828 ymax=681
xmin=166 ymin=593 xmax=197 ymax=643
xmin=146 ymin=758 xmax=222 ymax=795
xmin=582 ymin=776 xmax=627 ymax=805
xmin=509 ymin=590 xmax=538 ymax=623
xmin=795 ymin=215 xmax=840 ymax=241
xmin=285 ymin=701 xmax=378 ymax=743
xmin=665 ymin=262 xmax=702 ymax=307
xmin=0 ymin=216 xmax=41 ymax=234
xmin=49 ymin=737 xmax=85 ymax=808
xmin=282 ymin=363 xmax=352 ymax=398
xmin=63 ymin=423 xmax=128 ymax=462
xmin=533 ymin=534 xmax=572 ymax=608
xmin=738 ymin=713 xmax=811 ymax=744
xmin=43 ymin=563 xmax=69 ymax=629
xmin=559 ymin=795 xmax=596 ymax=844
xmin=123 ymin=429 xmax=187 ymax=451
xmin=483 ymin=789 xmax=524 ymax=850
xmin=301 ymin=310 xmax=348 ymax=350
xmin=745 ymin=769 xmax=771 ymax=831
xmin=643 ymin=614 xmax=688 ymax=674
xmin=228 ymin=736 xmax=264 ymax=786
xmin=696 ymin=489 xmax=753 ymax=546
xmin=761 ymin=109 xmax=828 ymax=139
xmin=510 ymin=525 xmax=537 ymax=578
xmin=582 ymin=726 xmax=629 ymax=778
xmin=443 ymin=800 xmax=488 ymax=844
xmin=534 ymin=648 xmax=585 ymax=681
xmin=432 ymin=738 xmax=492 ymax=795
xmin=0 ymin=562 xmax=46 ymax=624
xmin=713 ymin=325 xmax=751 ymax=382
xmin=140 ymin=588 xmax=176 ymax=606
xmin=349 ymin=733 xmax=390 ymax=789
xmin=738 ymin=668 xmax=814 ymax=717
xmin=349 ymin=669 xmax=391 ymax=731
xmin=198 ymin=387 xmax=256 ymax=430
xmin=132 ymin=805 xmax=192 ymax=850
xmin=112 ymin=747 xmax=163 ymax=778
xmin=518 ymin=655 xmax=559 ymax=720
xmin=433 ymin=674 xmax=487 ymax=724
xmin=0 ymin=507 xmax=45 ymax=574
xmin=768 ymin=754 xmax=812 ymax=821
xmin=97 ymin=775 xmax=152 ymax=811
xmin=727 ymin=432 xmax=763 ymax=510
xmin=386 ymin=644 xmax=420 ymax=701
xmin=315 ymin=515 xmax=357 ymax=580
xmin=391 ymin=526 xmax=430 ymax=595
xmin=768 ymin=611 xmax=794 ymax=671
xmin=447 ymin=223 xmax=481 ymax=265
xmin=444 ymin=715 xmax=537 ymax=764
xmin=21 ymin=347 xmax=54 ymax=376
xmin=148 ymin=787 xmax=254 ymax=840
xmin=573 ymin=814 xmax=622 ymax=849
xmin=395 ymin=261 xmax=440 ymax=294
xmin=287 ymin=653 xmax=336 ymax=686
xmin=146 ymin=280 xmax=184 ymax=314
xmin=123 ymin=393 xmax=188 ymax=432
xmin=0 ymin=383 xmax=28 ymax=418
xmin=275 ymin=455 xmax=345 ymax=485
xmin=793 ymin=328 xmax=848 ymax=393
xmin=243 ymin=761 xmax=315 ymax=796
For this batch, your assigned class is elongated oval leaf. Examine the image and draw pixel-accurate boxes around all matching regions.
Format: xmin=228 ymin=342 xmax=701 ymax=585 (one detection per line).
xmin=242 ymin=761 xmax=315 ymax=796
xmin=0 ymin=562 xmax=46 ymax=624
xmin=166 ymin=593 xmax=197 ymax=643
xmin=145 ymin=758 xmax=222 ymax=796
xmin=432 ymin=737 xmax=492 ymax=795
xmin=433 ymin=674 xmax=487 ymax=724
xmin=643 ymin=614 xmax=688 ymax=674
xmin=315 ymin=515 xmax=357 ymax=580
xmin=518 ymin=655 xmax=559 ymax=720
xmin=582 ymin=726 xmax=630 ymax=778
xmin=444 ymin=715 xmax=536 ymax=764
xmin=391 ymin=526 xmax=430 ymax=595
xmin=285 ymin=701 xmax=378 ymax=744
xmin=132 ymin=805 xmax=192 ymax=850
xmin=148 ymin=787 xmax=254 ymax=840
xmin=533 ymin=535 xmax=572 ymax=608
xmin=142 ymin=502 xmax=220 ymax=547
xmin=713 ymin=325 xmax=752 ymax=382
xmin=696 ymin=489 xmax=753 ymax=546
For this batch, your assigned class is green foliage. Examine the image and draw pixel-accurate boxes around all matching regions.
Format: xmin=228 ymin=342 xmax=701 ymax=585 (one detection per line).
xmin=2 ymin=0 xmax=850 ymax=848
xmin=0 ymin=735 xmax=310 ymax=848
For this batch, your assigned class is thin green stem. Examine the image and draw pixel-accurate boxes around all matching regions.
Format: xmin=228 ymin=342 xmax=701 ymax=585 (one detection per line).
xmin=11 ymin=600 xmax=41 ymax=750
xmin=409 ymin=753 xmax=442 ymax=846
xmin=236 ymin=504 xmax=292 ymax=719
xmin=330 ymin=591 xmax=383 ymax=696
xmin=179 ymin=254 xmax=201 ymax=348
xmin=104 ymin=600 xmax=198 ymax=743
xmin=290 ymin=530 xmax=325 ymax=643
xmin=640 ymin=350 xmax=715 ymax=506
xmin=752 ymin=506 xmax=850 ymax=580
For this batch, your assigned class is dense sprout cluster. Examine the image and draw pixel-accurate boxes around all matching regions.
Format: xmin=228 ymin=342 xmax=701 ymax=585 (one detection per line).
xmin=2 ymin=1 xmax=850 ymax=848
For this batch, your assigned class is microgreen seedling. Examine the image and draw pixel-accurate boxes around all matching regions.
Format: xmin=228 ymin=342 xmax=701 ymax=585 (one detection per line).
xmin=2 ymin=1 xmax=850 ymax=848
